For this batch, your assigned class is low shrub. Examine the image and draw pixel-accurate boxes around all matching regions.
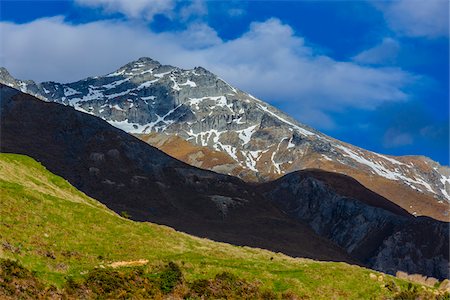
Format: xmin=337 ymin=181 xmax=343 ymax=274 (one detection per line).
xmin=159 ymin=261 xmax=183 ymax=293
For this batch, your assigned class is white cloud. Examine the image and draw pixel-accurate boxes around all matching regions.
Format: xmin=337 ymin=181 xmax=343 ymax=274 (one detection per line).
xmin=372 ymin=0 xmax=449 ymax=38
xmin=163 ymin=23 xmax=222 ymax=49
xmin=353 ymin=38 xmax=400 ymax=65
xmin=75 ymin=0 xmax=176 ymax=21
xmin=0 ymin=17 xmax=416 ymax=129
xmin=179 ymin=0 xmax=207 ymax=21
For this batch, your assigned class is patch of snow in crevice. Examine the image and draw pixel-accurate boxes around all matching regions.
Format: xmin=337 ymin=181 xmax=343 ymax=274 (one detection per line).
xmin=219 ymin=144 xmax=239 ymax=161
xmin=234 ymin=116 xmax=246 ymax=124
xmin=237 ymin=125 xmax=258 ymax=145
xmin=141 ymin=95 xmax=156 ymax=101
xmin=140 ymin=69 xmax=154 ymax=75
xmin=242 ymin=150 xmax=262 ymax=172
xmin=321 ymin=155 xmax=333 ymax=161
xmin=170 ymin=76 xmax=181 ymax=91
xmin=19 ymin=82 xmax=28 ymax=93
xmin=179 ymin=79 xmax=197 ymax=87
xmin=70 ymin=86 xmax=104 ymax=104
xmin=271 ymin=140 xmax=285 ymax=174
xmin=153 ymin=71 xmax=171 ymax=78
xmin=102 ymin=78 xmax=130 ymax=89
xmin=187 ymin=128 xmax=224 ymax=147
xmin=106 ymin=69 xmax=126 ymax=77
xmin=440 ymin=188 xmax=450 ymax=200
xmin=187 ymin=96 xmax=232 ymax=111
xmin=64 ymin=87 xmax=80 ymax=96
xmin=105 ymin=89 xmax=133 ymax=99
xmin=137 ymin=79 xmax=159 ymax=90
xmin=287 ymin=136 xmax=295 ymax=149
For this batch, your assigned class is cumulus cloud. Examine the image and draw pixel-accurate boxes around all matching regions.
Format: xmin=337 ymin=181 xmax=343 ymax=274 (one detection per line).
xmin=372 ymin=0 xmax=449 ymax=38
xmin=353 ymin=38 xmax=400 ymax=65
xmin=0 ymin=17 xmax=416 ymax=128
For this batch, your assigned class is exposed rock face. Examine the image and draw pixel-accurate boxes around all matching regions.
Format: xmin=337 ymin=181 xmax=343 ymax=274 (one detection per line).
xmin=259 ymin=170 xmax=449 ymax=280
xmin=1 ymin=58 xmax=449 ymax=222
xmin=372 ymin=218 xmax=449 ymax=279
xmin=1 ymin=84 xmax=448 ymax=279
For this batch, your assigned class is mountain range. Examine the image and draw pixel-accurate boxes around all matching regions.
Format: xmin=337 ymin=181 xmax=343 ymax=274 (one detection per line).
xmin=1 ymin=83 xmax=448 ymax=280
xmin=1 ymin=58 xmax=449 ymax=223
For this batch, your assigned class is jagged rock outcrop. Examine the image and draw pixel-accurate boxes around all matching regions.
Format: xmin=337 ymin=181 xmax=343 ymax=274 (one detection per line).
xmin=259 ymin=170 xmax=449 ymax=279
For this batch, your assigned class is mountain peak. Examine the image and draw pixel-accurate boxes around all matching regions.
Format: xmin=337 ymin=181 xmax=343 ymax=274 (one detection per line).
xmin=109 ymin=57 xmax=163 ymax=77
xmin=135 ymin=57 xmax=162 ymax=66
xmin=193 ymin=66 xmax=214 ymax=76
xmin=0 ymin=67 xmax=16 ymax=84
xmin=0 ymin=67 xmax=10 ymax=76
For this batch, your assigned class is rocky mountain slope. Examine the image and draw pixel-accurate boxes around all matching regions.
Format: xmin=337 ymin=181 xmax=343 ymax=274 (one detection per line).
xmin=1 ymin=59 xmax=448 ymax=221
xmin=258 ymin=170 xmax=449 ymax=279
xmin=1 ymin=84 xmax=448 ymax=280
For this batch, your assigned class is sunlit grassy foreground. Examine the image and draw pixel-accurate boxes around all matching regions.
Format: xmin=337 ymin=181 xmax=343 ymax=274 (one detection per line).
xmin=0 ymin=153 xmax=445 ymax=299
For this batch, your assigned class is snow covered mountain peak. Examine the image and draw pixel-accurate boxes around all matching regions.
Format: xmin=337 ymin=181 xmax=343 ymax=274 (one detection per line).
xmin=1 ymin=58 xmax=449 ymax=214
xmin=106 ymin=57 xmax=162 ymax=77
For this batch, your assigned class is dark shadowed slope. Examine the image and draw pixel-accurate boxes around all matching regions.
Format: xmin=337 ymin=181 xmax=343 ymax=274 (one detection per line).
xmin=0 ymin=83 xmax=352 ymax=264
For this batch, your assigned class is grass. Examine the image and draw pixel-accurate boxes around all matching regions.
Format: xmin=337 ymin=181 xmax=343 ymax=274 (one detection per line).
xmin=0 ymin=153 xmax=447 ymax=299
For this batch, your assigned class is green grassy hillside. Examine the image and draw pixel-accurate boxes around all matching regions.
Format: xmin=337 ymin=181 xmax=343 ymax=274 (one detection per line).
xmin=0 ymin=153 xmax=446 ymax=299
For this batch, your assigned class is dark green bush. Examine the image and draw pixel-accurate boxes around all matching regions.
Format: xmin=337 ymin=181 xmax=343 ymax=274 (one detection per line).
xmin=159 ymin=261 xmax=183 ymax=293
xmin=85 ymin=268 xmax=127 ymax=294
xmin=188 ymin=271 xmax=265 ymax=299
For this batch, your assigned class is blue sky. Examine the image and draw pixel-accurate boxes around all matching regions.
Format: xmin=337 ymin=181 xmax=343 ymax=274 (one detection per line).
xmin=1 ymin=0 xmax=449 ymax=164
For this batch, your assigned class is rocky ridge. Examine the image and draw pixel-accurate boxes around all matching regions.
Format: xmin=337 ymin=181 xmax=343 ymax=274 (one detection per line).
xmin=1 ymin=58 xmax=449 ymax=217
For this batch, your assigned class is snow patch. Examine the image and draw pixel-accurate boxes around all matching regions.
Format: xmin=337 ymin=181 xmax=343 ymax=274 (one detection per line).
xmin=153 ymin=71 xmax=171 ymax=78
xmin=287 ymin=136 xmax=295 ymax=149
xmin=102 ymin=78 xmax=130 ymax=89
xmin=141 ymin=95 xmax=156 ymax=101
xmin=106 ymin=89 xmax=133 ymax=99
xmin=237 ymin=125 xmax=258 ymax=145
xmin=64 ymin=87 xmax=80 ymax=97
xmin=137 ymin=79 xmax=159 ymax=90
xmin=179 ymin=79 xmax=197 ymax=87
